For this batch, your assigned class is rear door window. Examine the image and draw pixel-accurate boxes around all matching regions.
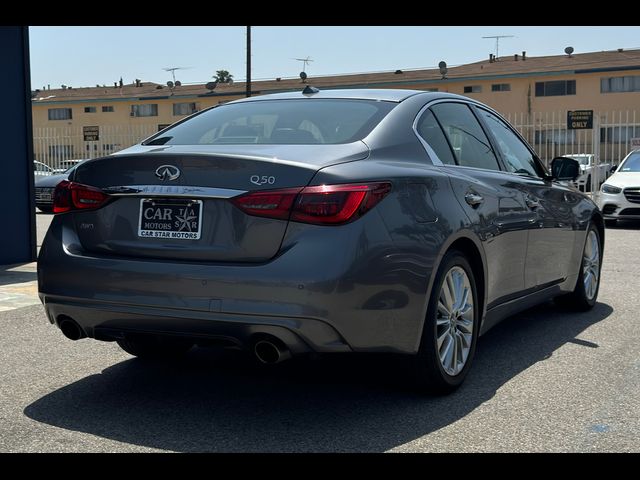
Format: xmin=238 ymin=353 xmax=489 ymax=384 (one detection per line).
xmin=431 ymin=103 xmax=501 ymax=171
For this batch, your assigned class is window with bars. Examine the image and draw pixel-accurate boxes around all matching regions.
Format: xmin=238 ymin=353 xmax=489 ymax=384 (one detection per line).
xmin=463 ymin=85 xmax=482 ymax=94
xmin=102 ymin=106 xmax=114 ymax=112
xmin=84 ymin=106 xmax=96 ymax=113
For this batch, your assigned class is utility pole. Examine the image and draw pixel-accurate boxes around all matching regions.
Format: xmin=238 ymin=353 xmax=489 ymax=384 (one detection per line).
xmin=246 ymin=26 xmax=251 ymax=97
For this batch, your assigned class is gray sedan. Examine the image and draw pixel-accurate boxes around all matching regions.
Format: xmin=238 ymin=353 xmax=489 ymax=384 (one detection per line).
xmin=38 ymin=89 xmax=603 ymax=394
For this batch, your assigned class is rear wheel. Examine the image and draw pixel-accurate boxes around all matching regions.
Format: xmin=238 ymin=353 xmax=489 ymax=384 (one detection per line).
xmin=117 ymin=335 xmax=193 ymax=359
xmin=411 ymin=251 xmax=479 ymax=395
xmin=556 ymin=225 xmax=602 ymax=311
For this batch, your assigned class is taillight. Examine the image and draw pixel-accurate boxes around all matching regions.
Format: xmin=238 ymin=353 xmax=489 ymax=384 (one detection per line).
xmin=53 ymin=180 xmax=111 ymax=213
xmin=232 ymin=182 xmax=391 ymax=225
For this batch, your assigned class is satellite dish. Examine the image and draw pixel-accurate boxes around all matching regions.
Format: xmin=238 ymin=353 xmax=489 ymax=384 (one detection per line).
xmin=205 ymin=81 xmax=218 ymax=91
xmin=166 ymin=81 xmax=174 ymax=89
xmin=438 ymin=61 xmax=447 ymax=69
xmin=174 ymin=80 xmax=181 ymax=87
xmin=564 ymin=46 xmax=574 ymax=55
xmin=300 ymin=71 xmax=308 ymax=82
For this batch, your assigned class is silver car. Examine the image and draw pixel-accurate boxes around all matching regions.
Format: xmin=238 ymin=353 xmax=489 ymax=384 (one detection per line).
xmin=38 ymin=89 xmax=603 ymax=393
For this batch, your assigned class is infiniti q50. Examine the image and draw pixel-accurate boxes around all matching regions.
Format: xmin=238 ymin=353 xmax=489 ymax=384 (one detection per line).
xmin=38 ymin=89 xmax=603 ymax=393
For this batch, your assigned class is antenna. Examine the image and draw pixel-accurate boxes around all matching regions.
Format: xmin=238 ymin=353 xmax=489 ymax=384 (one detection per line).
xmin=162 ymin=66 xmax=191 ymax=83
xmin=293 ymin=56 xmax=313 ymax=73
xmin=482 ymin=35 xmax=515 ymax=60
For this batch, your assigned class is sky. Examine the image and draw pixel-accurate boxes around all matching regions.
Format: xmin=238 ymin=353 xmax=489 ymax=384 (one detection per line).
xmin=28 ymin=26 xmax=640 ymax=89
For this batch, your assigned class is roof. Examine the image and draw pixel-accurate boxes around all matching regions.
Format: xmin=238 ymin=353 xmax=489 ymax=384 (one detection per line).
xmin=31 ymin=48 xmax=640 ymax=105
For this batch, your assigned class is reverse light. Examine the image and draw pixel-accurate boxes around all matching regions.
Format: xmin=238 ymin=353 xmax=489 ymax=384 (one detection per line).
xmin=232 ymin=182 xmax=392 ymax=225
xmin=601 ymin=184 xmax=622 ymax=194
xmin=53 ymin=180 xmax=111 ymax=213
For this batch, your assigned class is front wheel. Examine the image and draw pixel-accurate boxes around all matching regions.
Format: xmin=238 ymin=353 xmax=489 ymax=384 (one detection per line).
xmin=411 ymin=251 xmax=479 ymax=395
xmin=555 ymin=224 xmax=602 ymax=311
xmin=117 ymin=335 xmax=193 ymax=359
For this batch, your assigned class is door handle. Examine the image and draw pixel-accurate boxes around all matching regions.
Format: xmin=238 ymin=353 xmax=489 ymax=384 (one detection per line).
xmin=464 ymin=192 xmax=484 ymax=207
xmin=525 ymin=196 xmax=540 ymax=210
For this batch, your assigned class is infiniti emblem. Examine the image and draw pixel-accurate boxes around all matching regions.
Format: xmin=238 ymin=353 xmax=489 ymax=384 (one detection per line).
xmin=155 ymin=165 xmax=181 ymax=181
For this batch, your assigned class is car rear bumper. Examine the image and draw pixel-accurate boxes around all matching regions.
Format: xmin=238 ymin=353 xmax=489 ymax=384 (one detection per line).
xmin=40 ymin=294 xmax=349 ymax=354
xmin=38 ymin=212 xmax=433 ymax=355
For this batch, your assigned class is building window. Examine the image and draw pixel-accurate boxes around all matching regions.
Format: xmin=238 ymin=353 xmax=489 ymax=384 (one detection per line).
xmin=534 ymin=129 xmax=577 ymax=145
xmin=102 ymin=144 xmax=118 ymax=153
xmin=48 ymin=145 xmax=74 ymax=158
xmin=48 ymin=108 xmax=72 ymax=120
xmin=102 ymin=106 xmax=114 ymax=112
xmin=84 ymin=106 xmax=96 ymax=113
xmin=600 ymin=126 xmax=640 ymax=143
xmin=463 ymin=85 xmax=482 ymax=94
xmin=535 ymin=80 xmax=576 ymax=97
xmin=601 ymin=76 xmax=640 ymax=93
xmin=173 ymin=102 xmax=198 ymax=116
xmin=424 ymin=88 xmax=439 ymax=92
xmin=491 ymin=83 xmax=511 ymax=92
xmin=130 ymin=104 xmax=158 ymax=117
xmin=158 ymin=124 xmax=171 ymax=131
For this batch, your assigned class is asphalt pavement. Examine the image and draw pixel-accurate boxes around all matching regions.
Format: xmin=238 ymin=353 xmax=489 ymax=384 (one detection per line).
xmin=0 ymin=215 xmax=638 ymax=452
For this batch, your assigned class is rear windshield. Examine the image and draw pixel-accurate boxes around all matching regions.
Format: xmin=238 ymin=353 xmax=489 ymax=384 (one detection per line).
xmin=143 ymin=99 xmax=396 ymax=146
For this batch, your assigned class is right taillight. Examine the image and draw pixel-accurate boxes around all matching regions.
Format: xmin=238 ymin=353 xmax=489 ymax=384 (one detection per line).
xmin=53 ymin=180 xmax=111 ymax=213
xmin=232 ymin=182 xmax=391 ymax=225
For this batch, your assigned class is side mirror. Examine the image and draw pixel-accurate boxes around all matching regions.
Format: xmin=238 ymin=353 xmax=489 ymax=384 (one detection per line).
xmin=550 ymin=156 xmax=580 ymax=181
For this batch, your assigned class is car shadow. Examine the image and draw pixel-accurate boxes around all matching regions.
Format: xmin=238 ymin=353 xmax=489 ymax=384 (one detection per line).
xmin=24 ymin=301 xmax=612 ymax=452
xmin=608 ymin=219 xmax=640 ymax=230
xmin=0 ymin=264 xmax=37 ymax=287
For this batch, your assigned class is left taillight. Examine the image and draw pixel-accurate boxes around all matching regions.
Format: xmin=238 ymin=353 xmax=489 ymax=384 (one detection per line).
xmin=53 ymin=180 xmax=110 ymax=214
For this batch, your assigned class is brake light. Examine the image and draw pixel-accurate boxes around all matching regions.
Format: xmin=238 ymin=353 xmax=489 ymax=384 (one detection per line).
xmin=53 ymin=180 xmax=111 ymax=213
xmin=232 ymin=182 xmax=391 ymax=225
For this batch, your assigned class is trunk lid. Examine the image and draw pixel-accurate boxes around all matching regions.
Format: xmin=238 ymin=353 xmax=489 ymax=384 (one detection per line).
xmin=70 ymin=143 xmax=368 ymax=262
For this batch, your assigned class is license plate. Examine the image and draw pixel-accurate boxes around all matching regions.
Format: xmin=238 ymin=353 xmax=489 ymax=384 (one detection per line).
xmin=138 ymin=198 xmax=202 ymax=240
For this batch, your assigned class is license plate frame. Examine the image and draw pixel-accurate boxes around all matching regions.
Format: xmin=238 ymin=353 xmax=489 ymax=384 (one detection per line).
xmin=138 ymin=198 xmax=203 ymax=240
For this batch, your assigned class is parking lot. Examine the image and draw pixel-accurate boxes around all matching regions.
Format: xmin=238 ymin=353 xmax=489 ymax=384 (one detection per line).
xmin=0 ymin=214 xmax=638 ymax=452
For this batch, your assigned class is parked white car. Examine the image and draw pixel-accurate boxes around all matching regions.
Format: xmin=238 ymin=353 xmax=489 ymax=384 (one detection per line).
xmin=33 ymin=161 xmax=54 ymax=176
xmin=565 ymin=153 xmax=611 ymax=192
xmin=598 ymin=149 xmax=640 ymax=226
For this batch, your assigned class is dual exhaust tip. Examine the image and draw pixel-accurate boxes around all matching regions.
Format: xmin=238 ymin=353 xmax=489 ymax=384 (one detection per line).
xmin=58 ymin=317 xmax=291 ymax=365
xmin=253 ymin=339 xmax=291 ymax=365
xmin=58 ymin=317 xmax=87 ymax=341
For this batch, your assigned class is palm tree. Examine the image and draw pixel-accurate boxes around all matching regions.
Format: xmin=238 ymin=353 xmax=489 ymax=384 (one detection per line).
xmin=214 ymin=70 xmax=234 ymax=84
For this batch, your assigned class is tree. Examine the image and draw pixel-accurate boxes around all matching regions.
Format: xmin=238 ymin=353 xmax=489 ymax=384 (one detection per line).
xmin=214 ymin=70 xmax=234 ymax=84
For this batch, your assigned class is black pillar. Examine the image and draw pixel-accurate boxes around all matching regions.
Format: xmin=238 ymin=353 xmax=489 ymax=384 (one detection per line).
xmin=0 ymin=27 xmax=36 ymax=264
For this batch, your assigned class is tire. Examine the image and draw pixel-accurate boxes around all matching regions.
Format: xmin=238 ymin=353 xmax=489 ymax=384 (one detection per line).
xmin=117 ymin=335 xmax=193 ymax=359
xmin=555 ymin=224 xmax=602 ymax=311
xmin=605 ymin=219 xmax=617 ymax=228
xmin=37 ymin=204 xmax=53 ymax=213
xmin=411 ymin=250 xmax=480 ymax=395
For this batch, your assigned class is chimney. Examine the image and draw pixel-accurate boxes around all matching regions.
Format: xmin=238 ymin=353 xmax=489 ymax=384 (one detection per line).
xmin=114 ymin=82 xmax=118 ymax=88
xmin=47 ymin=84 xmax=50 ymax=90
xmin=522 ymin=51 xmax=526 ymax=61
xmin=514 ymin=54 xmax=519 ymax=61
xmin=489 ymin=53 xmax=495 ymax=63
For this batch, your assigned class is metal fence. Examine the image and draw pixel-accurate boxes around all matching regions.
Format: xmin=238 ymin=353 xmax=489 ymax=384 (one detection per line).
xmin=504 ymin=110 xmax=640 ymax=168
xmin=33 ymin=125 xmax=158 ymax=172
xmin=32 ymin=109 xmax=640 ymax=172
